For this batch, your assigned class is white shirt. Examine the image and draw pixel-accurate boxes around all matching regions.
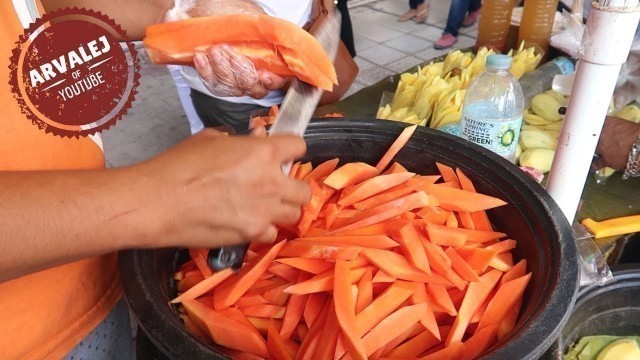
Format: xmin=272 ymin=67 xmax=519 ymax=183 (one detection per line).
xmin=179 ymin=0 xmax=314 ymax=107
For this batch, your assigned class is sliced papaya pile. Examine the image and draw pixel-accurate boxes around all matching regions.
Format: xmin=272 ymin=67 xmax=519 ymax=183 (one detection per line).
xmin=144 ymin=14 xmax=338 ymax=91
xmin=172 ymin=125 xmax=532 ymax=359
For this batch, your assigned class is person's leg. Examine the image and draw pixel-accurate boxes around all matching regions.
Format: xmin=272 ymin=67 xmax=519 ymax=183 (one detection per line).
xmin=64 ymin=299 xmax=134 ymax=360
xmin=190 ymin=89 xmax=269 ymax=133
xmin=414 ymin=0 xmax=429 ymax=23
xmin=399 ymin=0 xmax=422 ymax=21
xmin=443 ymin=0 xmax=471 ymax=37
xmin=337 ymin=0 xmax=356 ymax=58
xmin=462 ymin=0 xmax=482 ymax=28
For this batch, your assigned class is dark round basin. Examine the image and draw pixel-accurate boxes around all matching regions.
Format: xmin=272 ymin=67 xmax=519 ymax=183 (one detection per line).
xmin=544 ymin=264 xmax=640 ymax=359
xmin=119 ymin=118 xmax=579 ymax=360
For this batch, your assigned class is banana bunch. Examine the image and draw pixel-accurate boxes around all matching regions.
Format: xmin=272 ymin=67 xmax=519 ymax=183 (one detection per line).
xmin=377 ymin=43 xmax=542 ymax=129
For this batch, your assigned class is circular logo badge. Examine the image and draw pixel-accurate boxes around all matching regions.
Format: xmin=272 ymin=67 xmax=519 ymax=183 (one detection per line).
xmin=9 ymin=8 xmax=140 ymax=137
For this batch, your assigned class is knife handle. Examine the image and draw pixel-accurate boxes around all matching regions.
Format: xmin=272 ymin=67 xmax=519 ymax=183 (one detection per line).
xmin=207 ymin=243 xmax=249 ymax=271
xmin=581 ymin=215 xmax=640 ymax=239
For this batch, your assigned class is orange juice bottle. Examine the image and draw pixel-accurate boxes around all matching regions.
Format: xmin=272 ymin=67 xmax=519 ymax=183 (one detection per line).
xmin=518 ymin=0 xmax=560 ymax=56
xmin=476 ymin=0 xmax=515 ymax=52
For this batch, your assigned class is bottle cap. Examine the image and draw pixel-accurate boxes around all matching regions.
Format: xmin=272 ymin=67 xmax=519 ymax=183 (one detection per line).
xmin=486 ymin=54 xmax=512 ymax=70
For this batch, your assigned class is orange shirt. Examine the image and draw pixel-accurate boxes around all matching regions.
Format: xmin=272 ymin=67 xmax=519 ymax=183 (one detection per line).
xmin=0 ymin=2 xmax=122 ymax=359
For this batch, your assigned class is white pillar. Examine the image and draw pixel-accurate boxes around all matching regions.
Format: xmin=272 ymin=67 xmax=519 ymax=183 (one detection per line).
xmin=546 ymin=0 xmax=640 ymax=223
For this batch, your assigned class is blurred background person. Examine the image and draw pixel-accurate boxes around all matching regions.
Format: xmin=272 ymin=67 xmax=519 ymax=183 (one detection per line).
xmin=434 ymin=0 xmax=482 ymax=50
xmin=398 ymin=0 xmax=429 ymax=23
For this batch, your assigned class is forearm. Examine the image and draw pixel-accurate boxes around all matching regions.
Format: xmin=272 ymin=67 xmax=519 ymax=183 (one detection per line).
xmin=0 ymin=167 xmax=162 ymax=282
xmin=41 ymin=0 xmax=174 ymax=41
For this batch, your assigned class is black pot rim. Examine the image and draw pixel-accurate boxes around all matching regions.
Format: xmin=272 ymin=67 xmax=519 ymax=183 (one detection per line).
xmin=120 ymin=118 xmax=580 ymax=360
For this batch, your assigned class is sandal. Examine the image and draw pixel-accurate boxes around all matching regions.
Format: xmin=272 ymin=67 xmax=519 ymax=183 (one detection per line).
xmin=413 ymin=4 xmax=429 ymax=23
xmin=398 ymin=9 xmax=417 ymax=22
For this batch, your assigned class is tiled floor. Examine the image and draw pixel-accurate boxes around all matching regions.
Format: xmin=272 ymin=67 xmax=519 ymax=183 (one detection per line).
xmin=343 ymin=0 xmax=478 ymax=97
xmin=103 ymin=0 xmax=478 ymax=166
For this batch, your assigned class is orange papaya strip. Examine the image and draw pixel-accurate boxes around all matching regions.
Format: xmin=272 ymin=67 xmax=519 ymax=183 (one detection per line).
xmin=268 ymin=320 xmax=294 ymax=360
xmin=446 ymin=213 xmax=459 ymax=228
xmin=219 ymin=307 xmax=264 ymax=340
xmin=303 ymin=292 xmax=327 ymax=328
xmin=372 ymin=269 xmax=396 ymax=283
xmin=334 ymin=260 xmax=368 ymax=360
xmin=296 ymin=162 xmax=313 ymax=180
xmin=458 ymin=211 xmax=476 ymax=230
xmin=278 ymin=242 xmax=361 ymax=261
xmin=338 ymin=172 xmax=416 ymax=207
xmin=477 ymin=273 xmax=531 ymax=332
xmin=214 ymin=240 xmax=286 ymax=310
xmin=419 ymin=341 xmax=464 ymax=360
xmin=423 ymin=242 xmax=467 ymax=290
xmin=436 ymin=162 xmax=462 ymax=189
xmin=276 ymin=257 xmax=334 ymax=274
xmin=497 ymin=297 xmax=522 ymax=341
xmin=283 ymin=266 xmax=367 ymax=295
xmin=263 ymin=284 xmax=290 ymax=306
xmin=247 ymin=317 xmax=282 ymax=337
xmin=361 ymin=248 xmax=450 ymax=285
xmin=445 ymin=247 xmax=481 ymax=283
xmin=425 ymin=222 xmax=467 ymax=247
xmin=297 ymin=303 xmax=330 ymax=360
xmin=386 ymin=329 xmax=441 ymax=359
xmin=352 ymin=177 xmax=439 ymax=211
xmin=410 ymin=282 xmax=441 ymax=340
xmin=276 ymin=45 xmax=336 ymax=91
xmin=489 ymin=252 xmax=514 ymax=272
xmin=324 ymin=162 xmax=379 ymax=190
xmin=501 ymin=259 xmax=528 ymax=284
xmin=294 ymin=235 xmax=399 ymax=249
xmin=355 ymin=268 xmax=373 ymax=314
xmin=456 ymin=247 xmax=500 ymax=272
xmin=427 ymin=222 xmax=506 ymax=244
xmin=314 ymin=302 xmax=341 ymax=360
xmin=324 ymin=203 xmax=341 ymax=230
xmin=235 ymin=294 xmax=269 ymax=308
xmin=336 ymin=223 xmax=389 ymax=236
xmin=177 ymin=275 xmax=204 ymax=292
xmin=460 ymin=324 xmax=499 ymax=360
xmin=183 ymin=299 xmax=268 ymax=357
xmin=486 ymin=239 xmax=517 ymax=253
xmin=422 ymin=183 xmax=507 ymax=212
xmin=455 ymin=168 xmax=493 ymax=231
xmin=189 ymin=248 xmax=214 ymax=278
xmin=269 ymin=263 xmax=299 ymax=283
xmin=330 ymin=192 xmax=432 ymax=234
xmin=362 ymin=303 xmax=427 ymax=356
xmin=178 ymin=259 xmax=197 ymax=273
xmin=280 ymin=289 xmax=308 ymax=340
xmin=375 ymin=125 xmax=418 ymax=172
xmin=446 ymin=269 xmax=502 ymax=346
xmin=388 ymin=221 xmax=431 ymax=274
xmin=171 ymin=268 xmax=234 ymax=303
xmin=304 ymin=158 xmax=340 ymax=182
xmin=426 ymin=284 xmax=457 ymax=316
xmin=181 ymin=315 xmax=210 ymax=342
xmin=373 ymin=323 xmax=424 ymax=360
xmin=241 ymin=304 xmax=286 ymax=319
xmin=383 ymin=162 xmax=409 ymax=174
xmin=355 ymin=281 xmax=415 ymax=337
xmin=415 ymin=207 xmax=451 ymax=225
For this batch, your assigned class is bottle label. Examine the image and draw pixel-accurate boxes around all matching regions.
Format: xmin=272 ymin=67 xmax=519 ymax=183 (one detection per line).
xmin=438 ymin=123 xmax=461 ymax=136
xmin=460 ymin=115 xmax=522 ymax=157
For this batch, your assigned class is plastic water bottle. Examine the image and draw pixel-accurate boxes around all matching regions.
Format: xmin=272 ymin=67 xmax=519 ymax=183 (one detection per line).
xmin=519 ymin=56 xmax=575 ymax=108
xmin=460 ymin=54 xmax=524 ymax=163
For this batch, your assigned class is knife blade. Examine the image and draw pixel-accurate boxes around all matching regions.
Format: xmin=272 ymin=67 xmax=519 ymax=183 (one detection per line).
xmin=269 ymin=9 xmax=342 ymax=174
xmin=208 ymin=10 xmax=342 ymax=272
